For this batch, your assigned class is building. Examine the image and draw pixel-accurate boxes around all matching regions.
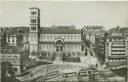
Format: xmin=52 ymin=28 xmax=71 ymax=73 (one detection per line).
xmin=1 ymin=7 xmax=107 ymax=59
xmin=95 ymin=35 xmax=106 ymax=61
xmin=29 ymin=7 xmax=85 ymax=58
xmin=1 ymin=7 xmax=106 ymax=60
xmin=82 ymin=26 xmax=104 ymax=44
xmin=105 ymin=35 xmax=127 ymax=66
xmin=1 ymin=46 xmax=29 ymax=75
xmin=6 ymin=32 xmax=17 ymax=46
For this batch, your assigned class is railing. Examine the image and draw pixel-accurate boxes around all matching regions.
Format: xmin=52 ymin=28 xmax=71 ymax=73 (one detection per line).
xmin=21 ymin=65 xmax=60 ymax=82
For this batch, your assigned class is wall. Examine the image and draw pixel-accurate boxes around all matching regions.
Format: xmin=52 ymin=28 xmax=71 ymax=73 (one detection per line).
xmin=1 ymin=53 xmax=21 ymax=74
xmin=40 ymin=34 xmax=81 ymax=42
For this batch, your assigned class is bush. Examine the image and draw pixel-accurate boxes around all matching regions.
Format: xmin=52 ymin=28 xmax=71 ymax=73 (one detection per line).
xmin=62 ymin=57 xmax=81 ymax=62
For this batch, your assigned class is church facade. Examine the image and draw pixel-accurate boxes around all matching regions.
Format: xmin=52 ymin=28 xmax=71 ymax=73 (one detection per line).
xmin=29 ymin=7 xmax=85 ymax=58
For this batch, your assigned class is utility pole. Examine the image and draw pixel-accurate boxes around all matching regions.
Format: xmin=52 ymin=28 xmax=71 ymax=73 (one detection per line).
xmin=126 ymin=56 xmax=128 ymax=82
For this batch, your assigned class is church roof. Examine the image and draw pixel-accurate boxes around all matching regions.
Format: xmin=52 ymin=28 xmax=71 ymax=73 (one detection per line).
xmin=1 ymin=26 xmax=81 ymax=34
xmin=40 ymin=27 xmax=81 ymax=34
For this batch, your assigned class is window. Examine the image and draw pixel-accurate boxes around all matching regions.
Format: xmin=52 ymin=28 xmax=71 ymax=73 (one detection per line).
xmin=56 ymin=46 xmax=59 ymax=52
xmin=49 ymin=45 xmax=51 ymax=48
xmin=31 ymin=19 xmax=36 ymax=23
xmin=31 ymin=19 xmax=33 ymax=23
xmin=31 ymin=27 xmax=36 ymax=31
xmin=14 ymin=61 xmax=16 ymax=63
xmin=71 ymin=35 xmax=73 ymax=39
xmin=3 ymin=55 xmax=5 ymax=58
xmin=31 ymin=11 xmax=36 ymax=15
xmin=34 ymin=19 xmax=36 ymax=23
xmin=112 ymin=39 xmax=115 ymax=41
xmin=81 ymin=45 xmax=84 ymax=51
xmin=44 ymin=35 xmax=45 ymax=39
xmin=75 ymin=45 xmax=76 ymax=49
xmin=51 ymin=36 xmax=52 ymax=39
xmin=12 ymin=43 xmax=15 ymax=46
xmin=9 ymin=55 xmax=11 ymax=58
xmin=107 ymin=39 xmax=109 ymax=42
xmin=14 ymin=56 xmax=17 ymax=59
xmin=71 ymin=45 xmax=73 ymax=49
xmin=47 ymin=35 xmax=49 ymax=39
xmin=8 ymin=37 xmax=10 ymax=42
xmin=12 ymin=37 xmax=15 ymax=42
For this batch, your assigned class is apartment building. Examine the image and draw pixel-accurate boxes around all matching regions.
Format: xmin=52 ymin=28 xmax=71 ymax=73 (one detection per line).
xmin=105 ymin=35 xmax=127 ymax=66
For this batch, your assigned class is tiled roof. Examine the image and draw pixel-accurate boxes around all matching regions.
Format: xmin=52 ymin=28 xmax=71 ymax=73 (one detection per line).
xmin=40 ymin=27 xmax=81 ymax=34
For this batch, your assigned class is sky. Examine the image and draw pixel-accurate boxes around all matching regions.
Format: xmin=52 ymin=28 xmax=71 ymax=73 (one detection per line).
xmin=0 ymin=1 xmax=128 ymax=30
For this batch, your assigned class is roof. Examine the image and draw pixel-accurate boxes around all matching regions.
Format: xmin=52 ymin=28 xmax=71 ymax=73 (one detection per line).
xmin=29 ymin=7 xmax=40 ymax=10
xmin=5 ymin=27 xmax=29 ymax=36
xmin=40 ymin=27 xmax=81 ymax=34
xmin=83 ymin=26 xmax=104 ymax=29
xmin=1 ymin=46 xmax=20 ymax=54
xmin=106 ymin=35 xmax=126 ymax=39
xmin=2 ymin=26 xmax=81 ymax=34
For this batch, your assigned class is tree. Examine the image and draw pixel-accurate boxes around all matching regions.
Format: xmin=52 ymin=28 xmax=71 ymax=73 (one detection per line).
xmin=84 ymin=39 xmax=92 ymax=47
xmin=1 ymin=61 xmax=15 ymax=81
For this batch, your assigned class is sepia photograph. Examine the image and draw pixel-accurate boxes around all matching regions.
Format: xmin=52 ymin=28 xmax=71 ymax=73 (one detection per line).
xmin=0 ymin=1 xmax=128 ymax=82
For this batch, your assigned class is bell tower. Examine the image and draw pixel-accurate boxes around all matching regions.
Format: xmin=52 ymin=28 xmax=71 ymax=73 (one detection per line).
xmin=29 ymin=7 xmax=40 ymax=58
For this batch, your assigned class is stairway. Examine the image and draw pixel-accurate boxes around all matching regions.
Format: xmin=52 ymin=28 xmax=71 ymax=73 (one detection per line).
xmin=55 ymin=52 xmax=62 ymax=63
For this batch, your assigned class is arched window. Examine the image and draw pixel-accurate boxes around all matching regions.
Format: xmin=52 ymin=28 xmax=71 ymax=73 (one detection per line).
xmin=56 ymin=46 xmax=59 ymax=52
xmin=14 ymin=56 xmax=17 ymax=59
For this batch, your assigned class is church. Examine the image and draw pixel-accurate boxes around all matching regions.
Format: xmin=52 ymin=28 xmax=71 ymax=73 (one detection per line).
xmin=29 ymin=7 xmax=85 ymax=58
